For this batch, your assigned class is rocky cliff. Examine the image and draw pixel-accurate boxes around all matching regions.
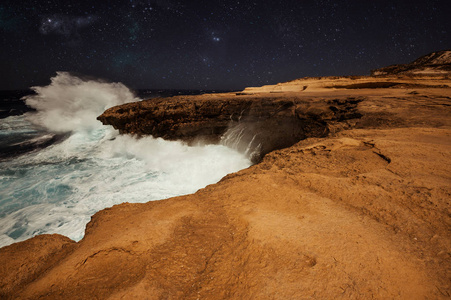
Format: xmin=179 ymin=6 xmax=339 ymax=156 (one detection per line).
xmin=98 ymin=73 xmax=449 ymax=162
xmin=97 ymin=94 xmax=362 ymax=162
xmin=1 ymin=72 xmax=451 ymax=298
xmin=371 ymin=50 xmax=451 ymax=75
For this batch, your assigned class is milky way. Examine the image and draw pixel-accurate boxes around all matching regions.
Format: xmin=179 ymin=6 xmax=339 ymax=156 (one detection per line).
xmin=39 ymin=15 xmax=97 ymax=36
xmin=1 ymin=0 xmax=450 ymax=90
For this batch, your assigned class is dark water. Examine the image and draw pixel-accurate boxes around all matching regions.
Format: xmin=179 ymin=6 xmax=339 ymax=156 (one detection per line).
xmin=0 ymin=90 xmax=36 ymax=119
xmin=0 ymin=90 xmax=55 ymax=160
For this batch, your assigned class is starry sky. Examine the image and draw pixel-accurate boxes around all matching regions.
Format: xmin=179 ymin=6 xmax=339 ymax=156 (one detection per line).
xmin=1 ymin=0 xmax=450 ymax=90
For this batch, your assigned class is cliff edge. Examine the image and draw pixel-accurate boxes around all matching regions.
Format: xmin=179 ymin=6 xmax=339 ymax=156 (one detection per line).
xmin=97 ymin=73 xmax=449 ymax=162
xmin=1 ymin=71 xmax=451 ymax=298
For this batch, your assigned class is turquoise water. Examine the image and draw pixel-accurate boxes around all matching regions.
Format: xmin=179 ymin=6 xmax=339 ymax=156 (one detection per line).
xmin=0 ymin=73 xmax=251 ymax=247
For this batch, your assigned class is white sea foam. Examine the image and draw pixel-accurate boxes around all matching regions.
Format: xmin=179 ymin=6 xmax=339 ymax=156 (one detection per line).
xmin=25 ymin=72 xmax=139 ymax=132
xmin=0 ymin=73 xmax=251 ymax=248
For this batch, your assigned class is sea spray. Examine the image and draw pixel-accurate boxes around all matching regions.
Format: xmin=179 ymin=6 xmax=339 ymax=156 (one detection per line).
xmin=0 ymin=73 xmax=251 ymax=248
xmin=25 ymin=72 xmax=139 ymax=132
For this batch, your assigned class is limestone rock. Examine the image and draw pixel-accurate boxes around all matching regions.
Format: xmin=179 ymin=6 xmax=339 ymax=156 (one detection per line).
xmin=2 ymin=68 xmax=451 ymax=299
xmin=371 ymin=50 xmax=451 ymax=75
xmin=98 ymin=95 xmax=362 ymax=162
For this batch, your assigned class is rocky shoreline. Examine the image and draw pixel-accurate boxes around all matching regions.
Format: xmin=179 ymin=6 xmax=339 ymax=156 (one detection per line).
xmin=1 ymin=73 xmax=450 ymax=299
xmin=98 ymin=74 xmax=450 ymax=162
xmin=97 ymin=93 xmax=362 ymax=162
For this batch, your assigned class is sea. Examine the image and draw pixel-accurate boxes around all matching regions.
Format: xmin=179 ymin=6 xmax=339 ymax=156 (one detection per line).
xmin=0 ymin=72 xmax=251 ymax=248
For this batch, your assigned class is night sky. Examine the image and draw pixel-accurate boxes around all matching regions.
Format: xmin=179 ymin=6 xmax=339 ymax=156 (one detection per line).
xmin=1 ymin=0 xmax=450 ymax=90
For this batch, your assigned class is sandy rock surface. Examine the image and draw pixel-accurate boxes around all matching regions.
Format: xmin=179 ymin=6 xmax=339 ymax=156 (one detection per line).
xmin=1 ymin=75 xmax=450 ymax=299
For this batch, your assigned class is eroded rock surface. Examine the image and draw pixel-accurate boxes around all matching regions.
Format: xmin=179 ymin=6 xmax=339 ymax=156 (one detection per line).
xmin=1 ymin=127 xmax=450 ymax=299
xmin=1 ymin=74 xmax=451 ymax=299
xmin=98 ymin=74 xmax=450 ymax=162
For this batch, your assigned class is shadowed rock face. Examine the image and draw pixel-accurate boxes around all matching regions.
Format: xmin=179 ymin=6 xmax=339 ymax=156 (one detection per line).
xmin=97 ymin=95 xmax=362 ymax=162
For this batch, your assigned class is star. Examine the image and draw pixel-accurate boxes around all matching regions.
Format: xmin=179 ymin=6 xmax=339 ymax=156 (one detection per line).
xmin=0 ymin=0 xmax=449 ymax=90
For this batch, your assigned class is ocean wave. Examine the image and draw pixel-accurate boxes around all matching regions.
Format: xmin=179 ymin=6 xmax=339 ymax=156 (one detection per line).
xmin=0 ymin=73 xmax=251 ymax=248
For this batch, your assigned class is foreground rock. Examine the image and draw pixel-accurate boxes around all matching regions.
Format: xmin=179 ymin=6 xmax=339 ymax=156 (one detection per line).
xmin=1 ymin=74 xmax=451 ymax=299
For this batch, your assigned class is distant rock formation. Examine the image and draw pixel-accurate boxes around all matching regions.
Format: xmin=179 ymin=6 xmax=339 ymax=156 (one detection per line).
xmin=371 ymin=50 xmax=451 ymax=75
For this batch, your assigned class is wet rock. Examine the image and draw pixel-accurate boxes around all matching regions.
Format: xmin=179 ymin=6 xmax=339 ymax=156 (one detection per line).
xmin=98 ymin=95 xmax=362 ymax=162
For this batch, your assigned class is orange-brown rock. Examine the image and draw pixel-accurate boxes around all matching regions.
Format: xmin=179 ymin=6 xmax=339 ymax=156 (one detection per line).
xmin=1 ymin=74 xmax=450 ymax=299
xmin=371 ymin=50 xmax=451 ymax=76
xmin=97 ymin=73 xmax=450 ymax=162
xmin=97 ymin=94 xmax=363 ymax=162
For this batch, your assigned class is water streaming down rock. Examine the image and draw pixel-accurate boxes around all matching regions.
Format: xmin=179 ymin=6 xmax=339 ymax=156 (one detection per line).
xmin=220 ymin=122 xmax=263 ymax=163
